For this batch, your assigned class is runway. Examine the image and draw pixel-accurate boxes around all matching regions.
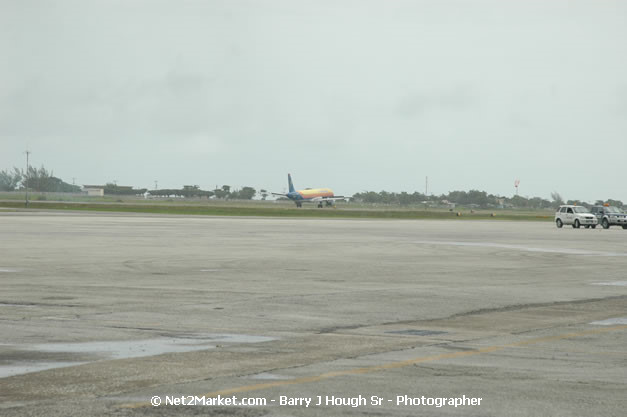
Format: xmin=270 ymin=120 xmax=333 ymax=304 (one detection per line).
xmin=1 ymin=212 xmax=626 ymax=416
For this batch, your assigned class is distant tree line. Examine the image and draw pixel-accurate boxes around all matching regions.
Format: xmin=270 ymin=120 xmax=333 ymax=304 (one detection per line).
xmin=565 ymin=199 xmax=624 ymax=209
xmin=351 ymin=190 xmax=623 ymax=209
xmin=227 ymin=186 xmax=256 ymax=200
xmin=100 ymin=183 xmax=147 ymax=195
xmin=3 ymin=164 xmax=623 ymax=207
xmin=1 ymin=165 xmax=259 ymax=200
xmin=0 ymin=166 xmax=80 ymax=193
xmin=151 ymin=185 xmax=212 ymax=198
xmin=150 ymin=185 xmax=257 ymax=200
xmin=209 ymin=185 xmax=256 ymax=200
xmin=352 ymin=189 xmax=534 ymax=207
xmin=0 ymin=168 xmax=21 ymax=191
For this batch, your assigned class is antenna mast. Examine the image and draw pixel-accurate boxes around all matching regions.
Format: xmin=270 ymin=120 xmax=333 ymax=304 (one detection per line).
xmin=24 ymin=150 xmax=31 ymax=207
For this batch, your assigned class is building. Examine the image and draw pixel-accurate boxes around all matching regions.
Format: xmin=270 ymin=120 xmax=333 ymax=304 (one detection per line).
xmin=82 ymin=185 xmax=104 ymax=197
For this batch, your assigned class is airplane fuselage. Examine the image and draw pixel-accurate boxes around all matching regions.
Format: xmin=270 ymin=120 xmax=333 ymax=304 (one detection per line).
xmin=274 ymin=174 xmax=345 ymax=208
xmin=287 ymin=188 xmax=334 ymax=202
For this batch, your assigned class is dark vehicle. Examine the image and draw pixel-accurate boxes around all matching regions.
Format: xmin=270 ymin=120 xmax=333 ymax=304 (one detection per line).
xmin=589 ymin=206 xmax=627 ymax=229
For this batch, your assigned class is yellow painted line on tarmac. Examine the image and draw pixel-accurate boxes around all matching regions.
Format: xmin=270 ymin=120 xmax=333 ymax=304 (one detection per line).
xmin=120 ymin=324 xmax=627 ymax=409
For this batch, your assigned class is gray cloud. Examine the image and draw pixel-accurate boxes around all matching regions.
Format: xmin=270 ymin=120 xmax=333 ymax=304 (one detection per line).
xmin=1 ymin=0 xmax=626 ymax=200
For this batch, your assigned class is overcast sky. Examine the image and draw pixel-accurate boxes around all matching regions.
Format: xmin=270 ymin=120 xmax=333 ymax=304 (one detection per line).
xmin=1 ymin=0 xmax=626 ymax=201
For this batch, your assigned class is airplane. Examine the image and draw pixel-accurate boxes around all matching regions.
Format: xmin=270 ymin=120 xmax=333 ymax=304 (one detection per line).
xmin=272 ymin=174 xmax=349 ymax=208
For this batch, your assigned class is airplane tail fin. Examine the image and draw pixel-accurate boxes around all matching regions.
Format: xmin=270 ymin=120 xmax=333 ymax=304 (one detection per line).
xmin=288 ymin=173 xmax=295 ymax=193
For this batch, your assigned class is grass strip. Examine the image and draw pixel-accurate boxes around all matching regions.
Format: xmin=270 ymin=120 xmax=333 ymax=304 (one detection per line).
xmin=0 ymin=201 xmax=553 ymax=221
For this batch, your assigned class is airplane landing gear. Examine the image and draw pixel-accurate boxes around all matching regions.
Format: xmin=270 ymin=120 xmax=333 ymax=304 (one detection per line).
xmin=318 ymin=203 xmax=323 ymax=208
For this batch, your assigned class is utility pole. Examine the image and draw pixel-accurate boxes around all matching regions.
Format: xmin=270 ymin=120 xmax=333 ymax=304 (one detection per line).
xmin=24 ymin=150 xmax=30 ymax=208
xmin=425 ymin=176 xmax=428 ymax=196
xmin=154 ymin=180 xmax=158 ymax=190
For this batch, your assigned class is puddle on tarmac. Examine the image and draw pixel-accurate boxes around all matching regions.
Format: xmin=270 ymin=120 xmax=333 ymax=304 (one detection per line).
xmin=0 ymin=361 xmax=90 ymax=378
xmin=0 ymin=333 xmax=275 ymax=378
xmin=590 ymin=317 xmax=627 ymax=326
xmin=0 ymin=268 xmax=18 ymax=272
xmin=413 ymin=241 xmax=627 ymax=257
xmin=590 ymin=281 xmax=627 ymax=287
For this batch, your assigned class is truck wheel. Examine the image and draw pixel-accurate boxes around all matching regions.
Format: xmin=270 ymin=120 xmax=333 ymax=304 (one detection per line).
xmin=556 ymin=219 xmax=563 ymax=228
xmin=591 ymin=225 xmax=597 ymax=229
xmin=623 ymin=225 xmax=627 ymax=230
xmin=602 ymin=218 xmax=610 ymax=229
xmin=574 ymin=219 xmax=581 ymax=229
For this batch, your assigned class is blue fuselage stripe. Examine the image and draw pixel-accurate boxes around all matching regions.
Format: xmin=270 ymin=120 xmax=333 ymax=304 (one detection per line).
xmin=287 ymin=192 xmax=304 ymax=201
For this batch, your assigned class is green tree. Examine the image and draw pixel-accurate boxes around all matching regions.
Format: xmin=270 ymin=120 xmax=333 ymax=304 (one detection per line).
xmin=566 ymin=200 xmax=588 ymax=208
xmin=103 ymin=183 xmax=146 ymax=195
xmin=605 ymin=199 xmax=623 ymax=208
xmin=551 ymin=192 xmax=564 ymax=207
xmin=21 ymin=165 xmax=80 ymax=192
xmin=237 ymin=186 xmax=256 ymax=200
xmin=0 ymin=168 xmax=22 ymax=191
xmin=398 ymin=192 xmax=412 ymax=205
xmin=529 ymin=197 xmax=551 ymax=209
xmin=510 ymin=195 xmax=530 ymax=208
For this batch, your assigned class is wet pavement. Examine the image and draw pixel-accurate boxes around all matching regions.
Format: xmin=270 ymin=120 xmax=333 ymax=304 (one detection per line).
xmin=1 ymin=212 xmax=626 ymax=416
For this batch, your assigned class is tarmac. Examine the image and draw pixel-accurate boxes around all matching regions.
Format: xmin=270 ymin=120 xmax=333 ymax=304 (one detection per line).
xmin=1 ymin=211 xmax=626 ymax=416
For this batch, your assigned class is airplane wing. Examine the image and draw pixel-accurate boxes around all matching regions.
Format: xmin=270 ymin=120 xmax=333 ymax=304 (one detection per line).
xmin=271 ymin=192 xmax=288 ymax=197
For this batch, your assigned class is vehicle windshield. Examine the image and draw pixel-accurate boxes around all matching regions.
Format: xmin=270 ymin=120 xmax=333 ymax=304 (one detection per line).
xmin=573 ymin=207 xmax=590 ymax=213
xmin=605 ymin=206 xmax=621 ymax=213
